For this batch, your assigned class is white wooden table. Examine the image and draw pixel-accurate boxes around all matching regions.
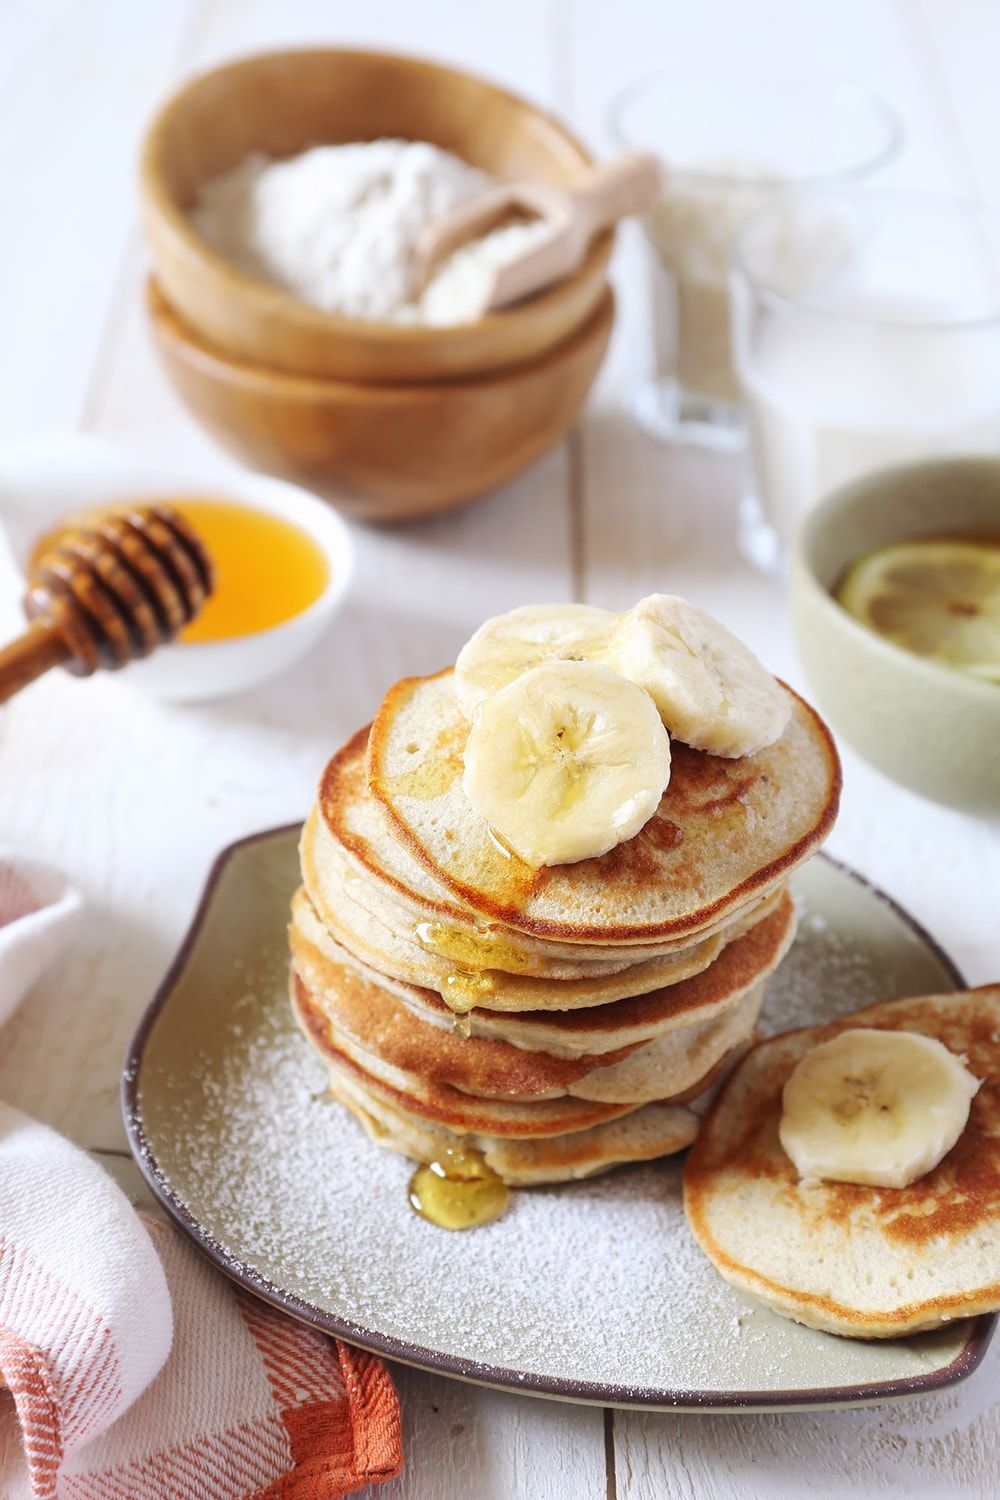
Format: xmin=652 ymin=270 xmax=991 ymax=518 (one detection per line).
xmin=2 ymin=3 xmax=999 ymax=1496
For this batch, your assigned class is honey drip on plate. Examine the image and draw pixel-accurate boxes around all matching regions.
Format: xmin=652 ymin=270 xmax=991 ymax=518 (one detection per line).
xmin=408 ymin=1147 xmax=510 ymax=1230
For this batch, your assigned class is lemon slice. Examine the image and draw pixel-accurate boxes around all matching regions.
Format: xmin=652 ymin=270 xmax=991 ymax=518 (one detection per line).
xmin=837 ymin=538 xmax=1000 ymax=682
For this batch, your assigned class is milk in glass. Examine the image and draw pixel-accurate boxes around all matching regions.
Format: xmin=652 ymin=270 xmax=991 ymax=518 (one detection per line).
xmin=741 ymin=304 xmax=1000 ymax=542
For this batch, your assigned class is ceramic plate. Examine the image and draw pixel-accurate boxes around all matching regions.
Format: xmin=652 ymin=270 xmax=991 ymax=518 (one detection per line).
xmin=123 ymin=827 xmax=995 ymax=1412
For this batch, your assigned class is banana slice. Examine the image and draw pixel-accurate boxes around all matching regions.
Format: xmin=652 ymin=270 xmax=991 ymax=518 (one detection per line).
xmin=608 ymin=594 xmax=790 ymax=757
xmin=462 ymin=660 xmax=671 ymax=867
xmin=455 ymin=603 xmax=616 ymax=718
xmin=779 ymin=1028 xmax=980 ymax=1190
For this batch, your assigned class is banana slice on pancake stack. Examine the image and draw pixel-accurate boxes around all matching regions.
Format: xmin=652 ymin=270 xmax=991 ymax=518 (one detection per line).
xmin=289 ymin=595 xmax=840 ymax=1205
xmin=463 ymin=660 xmax=672 ymax=867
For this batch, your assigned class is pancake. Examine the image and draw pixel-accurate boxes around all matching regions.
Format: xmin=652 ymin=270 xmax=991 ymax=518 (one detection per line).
xmin=683 ymin=987 xmax=1000 ymax=1339
xmin=293 ymin=974 xmax=637 ymax=1136
xmin=291 ymin=896 xmax=763 ymax=1104
xmin=322 ymin=1047 xmax=707 ymax=1186
xmin=367 ymin=669 xmax=840 ymax=944
xmin=302 ymin=813 xmax=754 ymax=1011
xmin=320 ymin=723 xmax=497 ymax=925
xmin=290 ymin=914 xmax=635 ymax=1098
xmin=318 ymin=729 xmax=786 ymax=965
xmin=568 ymin=991 xmax=761 ymax=1104
xmin=307 ymin=809 xmax=642 ymax=980
xmin=291 ymin=884 xmax=796 ymax=1057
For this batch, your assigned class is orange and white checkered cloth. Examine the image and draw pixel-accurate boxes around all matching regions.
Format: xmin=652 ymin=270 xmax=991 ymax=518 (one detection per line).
xmin=0 ymin=854 xmax=402 ymax=1499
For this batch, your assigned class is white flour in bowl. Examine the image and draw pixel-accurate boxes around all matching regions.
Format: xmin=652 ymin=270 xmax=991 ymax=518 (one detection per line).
xmin=189 ymin=139 xmax=552 ymax=326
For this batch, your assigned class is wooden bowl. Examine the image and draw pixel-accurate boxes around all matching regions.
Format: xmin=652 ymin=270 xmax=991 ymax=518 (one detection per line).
xmin=147 ymin=279 xmax=614 ymax=523
xmin=140 ymin=48 xmax=612 ymax=383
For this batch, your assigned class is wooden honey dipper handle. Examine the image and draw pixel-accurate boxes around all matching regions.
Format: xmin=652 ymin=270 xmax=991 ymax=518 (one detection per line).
xmin=0 ymin=618 xmax=72 ymax=701
xmin=0 ymin=504 xmax=214 ymax=705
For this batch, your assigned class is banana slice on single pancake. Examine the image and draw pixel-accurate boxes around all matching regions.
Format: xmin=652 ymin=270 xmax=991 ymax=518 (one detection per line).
xmin=779 ymin=1028 xmax=980 ymax=1190
xmin=462 ymin=660 xmax=671 ymax=868
xmin=455 ymin=602 xmax=616 ymax=718
xmin=608 ymin=594 xmax=790 ymax=757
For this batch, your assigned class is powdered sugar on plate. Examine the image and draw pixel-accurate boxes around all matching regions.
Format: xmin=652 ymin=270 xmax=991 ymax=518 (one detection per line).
xmin=131 ymin=847 xmax=976 ymax=1403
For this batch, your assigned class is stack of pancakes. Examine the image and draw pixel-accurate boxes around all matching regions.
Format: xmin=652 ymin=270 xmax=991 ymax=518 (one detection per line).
xmin=290 ymin=668 xmax=840 ymax=1185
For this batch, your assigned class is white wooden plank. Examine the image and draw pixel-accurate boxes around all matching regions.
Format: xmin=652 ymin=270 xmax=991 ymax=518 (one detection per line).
xmin=613 ymin=1332 xmax=1000 ymax=1499
xmin=0 ymin=0 xmax=197 ymax=439
xmin=187 ymin=0 xmax=554 ymax=100
xmin=356 ymin=1366 xmax=608 ymax=1500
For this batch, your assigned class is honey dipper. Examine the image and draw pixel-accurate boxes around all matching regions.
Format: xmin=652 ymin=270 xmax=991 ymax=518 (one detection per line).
xmin=0 ymin=504 xmax=214 ymax=703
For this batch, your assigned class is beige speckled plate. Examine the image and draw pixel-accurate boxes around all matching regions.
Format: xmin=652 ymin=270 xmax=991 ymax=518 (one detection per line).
xmin=122 ymin=826 xmax=995 ymax=1413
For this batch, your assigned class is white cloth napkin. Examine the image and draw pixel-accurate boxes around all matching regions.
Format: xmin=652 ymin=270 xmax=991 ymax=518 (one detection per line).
xmin=0 ymin=853 xmax=81 ymax=1029
xmin=0 ymin=1104 xmax=174 ymax=1495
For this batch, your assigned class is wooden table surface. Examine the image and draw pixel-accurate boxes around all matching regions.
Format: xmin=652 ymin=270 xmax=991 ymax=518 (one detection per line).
xmin=1 ymin=2 xmax=999 ymax=1495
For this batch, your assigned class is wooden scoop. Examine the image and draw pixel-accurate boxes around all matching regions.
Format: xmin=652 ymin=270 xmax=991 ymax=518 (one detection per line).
xmin=0 ymin=504 xmax=213 ymax=703
xmin=411 ymin=150 xmax=667 ymax=314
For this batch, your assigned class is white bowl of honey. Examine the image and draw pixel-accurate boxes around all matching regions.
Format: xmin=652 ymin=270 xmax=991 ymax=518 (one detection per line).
xmin=0 ymin=432 xmax=354 ymax=700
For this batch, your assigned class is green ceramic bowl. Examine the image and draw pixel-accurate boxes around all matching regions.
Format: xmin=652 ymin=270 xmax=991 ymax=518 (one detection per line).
xmin=790 ymin=457 xmax=1000 ymax=815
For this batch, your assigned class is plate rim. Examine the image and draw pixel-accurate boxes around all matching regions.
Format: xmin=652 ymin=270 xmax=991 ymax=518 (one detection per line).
xmin=122 ymin=822 xmax=996 ymax=1412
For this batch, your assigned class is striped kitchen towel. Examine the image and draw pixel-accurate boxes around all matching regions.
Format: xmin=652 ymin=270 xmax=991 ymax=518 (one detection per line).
xmin=0 ymin=851 xmax=402 ymax=1498
xmin=0 ymin=1105 xmax=402 ymax=1499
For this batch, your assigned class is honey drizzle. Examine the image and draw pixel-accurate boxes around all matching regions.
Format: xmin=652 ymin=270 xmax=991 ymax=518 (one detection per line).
xmin=385 ymin=722 xmax=467 ymax=800
xmin=408 ymin=1147 xmax=510 ymax=1230
xmin=481 ymin=826 xmax=545 ymax=912
xmin=414 ymin=920 xmax=541 ymax=976
xmin=416 ymin=917 xmax=548 ymax=1017
xmin=385 ymin=716 xmax=543 ymax=921
xmin=442 ymin=969 xmax=498 ymax=1013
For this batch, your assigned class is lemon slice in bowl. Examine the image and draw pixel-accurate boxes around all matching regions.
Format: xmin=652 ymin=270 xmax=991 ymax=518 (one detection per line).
xmin=836 ymin=538 xmax=1000 ymax=683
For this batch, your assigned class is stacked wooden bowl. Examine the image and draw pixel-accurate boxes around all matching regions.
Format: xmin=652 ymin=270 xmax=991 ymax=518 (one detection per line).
xmin=140 ymin=49 xmax=615 ymax=523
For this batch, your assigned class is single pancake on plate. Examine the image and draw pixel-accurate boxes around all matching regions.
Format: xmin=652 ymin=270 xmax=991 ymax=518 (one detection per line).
xmin=683 ymin=986 xmax=1000 ymax=1338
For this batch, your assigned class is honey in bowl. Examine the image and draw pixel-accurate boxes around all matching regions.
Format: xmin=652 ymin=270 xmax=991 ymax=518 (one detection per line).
xmin=31 ymin=497 xmax=330 ymax=645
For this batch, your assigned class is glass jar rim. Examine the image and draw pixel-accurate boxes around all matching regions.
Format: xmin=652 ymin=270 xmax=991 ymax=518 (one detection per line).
xmin=731 ymin=189 xmax=1000 ymax=333
xmin=607 ymin=69 xmax=902 ymax=189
